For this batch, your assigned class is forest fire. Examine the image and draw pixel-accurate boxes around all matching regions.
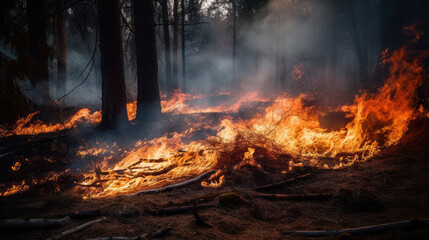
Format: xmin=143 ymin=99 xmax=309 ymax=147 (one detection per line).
xmin=1 ymin=37 xmax=427 ymax=199
xmin=1 ymin=1 xmax=429 ymax=239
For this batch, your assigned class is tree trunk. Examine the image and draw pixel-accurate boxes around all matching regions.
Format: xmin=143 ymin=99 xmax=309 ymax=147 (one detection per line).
xmin=26 ymin=0 xmax=50 ymax=105
xmin=56 ymin=0 xmax=67 ymax=99
xmin=379 ymin=0 xmax=406 ymax=51
xmin=96 ymin=0 xmax=128 ymax=129
xmin=181 ymin=0 xmax=186 ymax=90
xmin=161 ymin=0 xmax=172 ymax=94
xmin=328 ymin=0 xmax=338 ymax=88
xmin=232 ymin=0 xmax=237 ymax=85
xmin=172 ymin=0 xmax=179 ymax=90
xmin=349 ymin=0 xmax=369 ymax=85
xmin=133 ymin=0 xmax=162 ymax=123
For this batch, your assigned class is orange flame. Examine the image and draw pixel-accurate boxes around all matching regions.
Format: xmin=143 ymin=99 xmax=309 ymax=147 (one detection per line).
xmin=2 ymin=28 xmax=428 ymax=198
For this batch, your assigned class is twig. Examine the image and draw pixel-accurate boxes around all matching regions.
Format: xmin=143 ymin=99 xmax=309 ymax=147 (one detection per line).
xmin=252 ymin=193 xmax=332 ymax=201
xmin=0 ymin=216 xmax=71 ymax=229
xmin=47 ymin=217 xmax=105 ymax=240
xmin=127 ymin=170 xmax=217 ymax=196
xmin=282 ymin=218 xmax=429 ymax=237
xmin=252 ymin=173 xmax=312 ymax=191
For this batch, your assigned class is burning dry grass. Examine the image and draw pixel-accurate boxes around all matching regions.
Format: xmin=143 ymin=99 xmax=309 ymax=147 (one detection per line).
xmin=0 ymin=27 xmax=428 ymax=200
xmin=1 ymin=124 xmax=429 ymax=239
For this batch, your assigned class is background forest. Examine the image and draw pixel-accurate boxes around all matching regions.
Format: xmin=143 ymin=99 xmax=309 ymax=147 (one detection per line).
xmin=2 ymin=0 xmax=428 ymax=128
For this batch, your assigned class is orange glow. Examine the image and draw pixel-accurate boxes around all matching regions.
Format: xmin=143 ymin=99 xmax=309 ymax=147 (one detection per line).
xmin=293 ymin=62 xmax=305 ymax=81
xmin=0 ymin=108 xmax=101 ymax=137
xmin=1 ymin=29 xmax=428 ymax=198
xmin=74 ymin=37 xmax=428 ymax=198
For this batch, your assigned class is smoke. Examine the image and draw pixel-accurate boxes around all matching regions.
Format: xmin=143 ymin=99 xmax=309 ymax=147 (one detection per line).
xmin=179 ymin=0 xmax=383 ymax=103
xmin=21 ymin=0 xmax=384 ymax=110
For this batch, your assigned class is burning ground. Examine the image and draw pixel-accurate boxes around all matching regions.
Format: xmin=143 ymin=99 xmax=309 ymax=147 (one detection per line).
xmin=1 ymin=31 xmax=429 ymax=239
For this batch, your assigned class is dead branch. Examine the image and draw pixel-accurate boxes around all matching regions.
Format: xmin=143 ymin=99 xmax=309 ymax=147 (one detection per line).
xmin=0 ymin=216 xmax=71 ymax=229
xmin=74 ymin=180 xmax=107 ymax=188
xmin=99 ymin=163 xmax=172 ymax=177
xmin=252 ymin=173 xmax=312 ymax=191
xmin=252 ymin=193 xmax=332 ymax=201
xmin=132 ymin=164 xmax=177 ymax=177
xmin=47 ymin=217 xmax=105 ymax=240
xmin=85 ymin=227 xmax=172 ymax=240
xmin=127 ymin=170 xmax=217 ymax=196
xmin=282 ymin=218 xmax=429 ymax=237
xmin=58 ymin=209 xmax=137 ymax=220
xmin=151 ymin=204 xmax=215 ymax=216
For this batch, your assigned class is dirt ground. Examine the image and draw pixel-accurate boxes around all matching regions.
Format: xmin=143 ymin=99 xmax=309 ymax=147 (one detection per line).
xmin=1 ymin=119 xmax=428 ymax=240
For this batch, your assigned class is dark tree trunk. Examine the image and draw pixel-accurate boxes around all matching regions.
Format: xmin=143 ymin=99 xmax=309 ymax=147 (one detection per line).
xmin=349 ymin=0 xmax=369 ymax=85
xmin=374 ymin=0 xmax=417 ymax=85
xmin=133 ymin=0 xmax=162 ymax=123
xmin=328 ymin=0 xmax=338 ymax=88
xmin=172 ymin=0 xmax=179 ymax=90
xmin=379 ymin=0 xmax=407 ymax=51
xmin=161 ymin=0 xmax=172 ymax=94
xmin=232 ymin=0 xmax=237 ymax=84
xmin=56 ymin=0 xmax=67 ymax=99
xmin=26 ymin=0 xmax=50 ymax=104
xmin=96 ymin=0 xmax=128 ymax=129
xmin=181 ymin=0 xmax=186 ymax=90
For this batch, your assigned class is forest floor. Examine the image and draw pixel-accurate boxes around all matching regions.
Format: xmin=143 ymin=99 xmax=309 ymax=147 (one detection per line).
xmin=0 ymin=117 xmax=428 ymax=240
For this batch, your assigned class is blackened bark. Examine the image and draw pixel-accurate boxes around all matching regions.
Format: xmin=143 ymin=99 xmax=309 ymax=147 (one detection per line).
xmin=349 ymin=0 xmax=369 ymax=85
xmin=96 ymin=0 xmax=127 ymax=129
xmin=328 ymin=0 xmax=338 ymax=88
xmin=161 ymin=0 xmax=172 ymax=94
xmin=172 ymin=0 xmax=179 ymax=90
xmin=181 ymin=0 xmax=186 ymax=90
xmin=133 ymin=0 xmax=162 ymax=122
xmin=56 ymin=0 xmax=67 ymax=98
xmin=374 ymin=0 xmax=417 ymax=85
xmin=232 ymin=0 xmax=237 ymax=84
xmin=379 ymin=0 xmax=407 ymax=51
xmin=26 ymin=0 xmax=49 ymax=104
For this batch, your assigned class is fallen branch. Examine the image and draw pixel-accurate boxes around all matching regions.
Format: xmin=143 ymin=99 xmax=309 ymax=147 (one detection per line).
xmin=252 ymin=173 xmax=312 ymax=191
xmin=47 ymin=217 xmax=105 ymax=240
xmin=74 ymin=180 xmax=107 ymax=188
xmin=252 ymin=193 xmax=332 ymax=201
xmin=0 ymin=216 xmax=71 ymax=229
xmin=127 ymin=170 xmax=217 ymax=196
xmin=133 ymin=164 xmax=177 ymax=177
xmin=151 ymin=204 xmax=215 ymax=216
xmin=282 ymin=218 xmax=429 ymax=237
xmin=86 ymin=227 xmax=172 ymax=240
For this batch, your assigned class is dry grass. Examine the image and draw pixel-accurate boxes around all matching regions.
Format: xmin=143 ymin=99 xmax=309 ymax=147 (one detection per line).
xmin=1 ymin=119 xmax=429 ymax=240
